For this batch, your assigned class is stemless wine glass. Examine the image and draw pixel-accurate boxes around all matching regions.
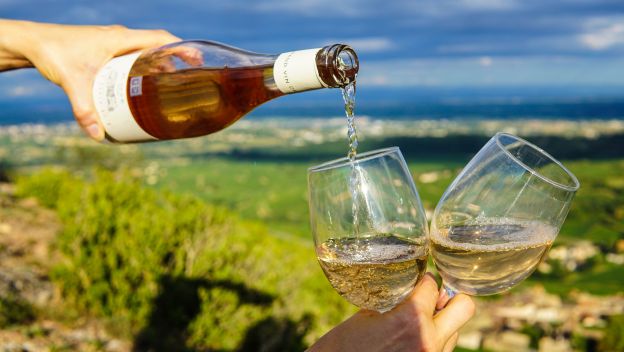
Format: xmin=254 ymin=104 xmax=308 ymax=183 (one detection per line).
xmin=308 ymin=147 xmax=429 ymax=313
xmin=430 ymin=132 xmax=580 ymax=298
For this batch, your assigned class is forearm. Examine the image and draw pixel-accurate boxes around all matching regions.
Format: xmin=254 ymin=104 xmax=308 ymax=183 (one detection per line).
xmin=0 ymin=19 xmax=36 ymax=71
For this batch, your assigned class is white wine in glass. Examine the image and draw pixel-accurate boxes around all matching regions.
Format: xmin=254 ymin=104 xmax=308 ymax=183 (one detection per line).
xmin=308 ymin=147 xmax=429 ymax=313
xmin=430 ymin=133 xmax=580 ymax=297
xmin=317 ymin=234 xmax=428 ymax=313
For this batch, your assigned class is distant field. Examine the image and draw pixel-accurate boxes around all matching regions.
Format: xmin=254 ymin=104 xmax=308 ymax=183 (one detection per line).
xmin=155 ymin=158 xmax=464 ymax=239
xmin=156 ymin=158 xmax=624 ymax=238
xmin=156 ymin=157 xmax=624 ymax=296
xmin=530 ymin=262 xmax=624 ymax=296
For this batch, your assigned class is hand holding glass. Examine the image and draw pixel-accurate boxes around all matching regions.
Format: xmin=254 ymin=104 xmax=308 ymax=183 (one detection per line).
xmin=430 ymin=133 xmax=580 ymax=297
xmin=308 ymin=148 xmax=429 ymax=313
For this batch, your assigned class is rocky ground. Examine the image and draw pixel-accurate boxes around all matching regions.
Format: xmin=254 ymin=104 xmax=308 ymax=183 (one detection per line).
xmin=0 ymin=183 xmax=131 ymax=352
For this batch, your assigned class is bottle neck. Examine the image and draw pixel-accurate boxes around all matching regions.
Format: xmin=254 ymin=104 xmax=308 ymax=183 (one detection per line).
xmin=316 ymin=44 xmax=358 ymax=87
xmin=272 ymin=44 xmax=358 ymax=94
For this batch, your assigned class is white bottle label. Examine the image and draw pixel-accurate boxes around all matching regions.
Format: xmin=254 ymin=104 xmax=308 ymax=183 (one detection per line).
xmin=273 ymin=48 xmax=326 ymax=94
xmin=93 ymin=52 xmax=157 ymax=142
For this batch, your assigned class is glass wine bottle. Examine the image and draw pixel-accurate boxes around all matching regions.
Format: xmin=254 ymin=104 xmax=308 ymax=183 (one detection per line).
xmin=93 ymin=40 xmax=359 ymax=143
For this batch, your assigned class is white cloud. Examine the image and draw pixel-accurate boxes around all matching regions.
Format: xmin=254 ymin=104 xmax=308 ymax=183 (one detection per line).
xmin=479 ymin=56 xmax=493 ymax=67
xmin=396 ymin=0 xmax=519 ymax=18
xmin=0 ymin=71 xmax=60 ymax=98
xmin=362 ymin=75 xmax=390 ymax=86
xmin=458 ymin=0 xmax=517 ymax=11
xmin=5 ymin=83 xmax=58 ymax=97
xmin=0 ymin=0 xmax=20 ymax=6
xmin=67 ymin=6 xmax=103 ymax=22
xmin=7 ymin=86 xmax=36 ymax=97
xmin=437 ymin=43 xmax=498 ymax=54
xmin=194 ymin=0 xmax=522 ymax=19
xmin=59 ymin=5 xmax=115 ymax=24
xmin=579 ymin=16 xmax=624 ymax=50
xmin=250 ymin=0 xmax=368 ymax=17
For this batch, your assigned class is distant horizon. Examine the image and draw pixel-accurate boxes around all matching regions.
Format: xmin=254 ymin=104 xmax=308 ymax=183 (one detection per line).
xmin=2 ymin=85 xmax=624 ymax=126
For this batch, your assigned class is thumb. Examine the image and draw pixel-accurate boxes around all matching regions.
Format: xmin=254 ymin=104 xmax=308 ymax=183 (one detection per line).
xmin=63 ymin=75 xmax=104 ymax=141
xmin=434 ymin=294 xmax=476 ymax=344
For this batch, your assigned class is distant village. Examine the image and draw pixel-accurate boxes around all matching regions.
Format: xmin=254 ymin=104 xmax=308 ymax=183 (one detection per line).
xmin=458 ymin=285 xmax=624 ymax=352
xmin=2 ymin=118 xmax=624 ymax=166
xmin=458 ymin=239 xmax=624 ymax=352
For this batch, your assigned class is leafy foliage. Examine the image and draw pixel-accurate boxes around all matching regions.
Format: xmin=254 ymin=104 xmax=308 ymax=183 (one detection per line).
xmin=0 ymin=294 xmax=35 ymax=328
xmin=600 ymin=315 xmax=624 ymax=352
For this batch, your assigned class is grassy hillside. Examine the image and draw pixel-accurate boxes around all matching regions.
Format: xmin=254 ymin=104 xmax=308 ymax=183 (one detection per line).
xmin=15 ymin=168 xmax=355 ymax=350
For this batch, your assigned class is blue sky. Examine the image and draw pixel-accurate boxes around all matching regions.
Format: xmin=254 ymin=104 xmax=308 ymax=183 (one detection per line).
xmin=1 ymin=0 xmax=624 ymax=105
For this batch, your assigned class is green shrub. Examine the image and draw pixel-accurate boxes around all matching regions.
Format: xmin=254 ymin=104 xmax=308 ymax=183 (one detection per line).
xmin=16 ymin=168 xmax=353 ymax=350
xmin=601 ymin=315 xmax=624 ymax=352
xmin=0 ymin=295 xmax=35 ymax=328
xmin=15 ymin=167 xmax=71 ymax=208
xmin=520 ymin=324 xmax=544 ymax=349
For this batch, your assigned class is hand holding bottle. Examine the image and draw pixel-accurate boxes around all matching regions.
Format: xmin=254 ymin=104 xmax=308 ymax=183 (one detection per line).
xmin=0 ymin=19 xmax=180 ymax=140
xmin=0 ymin=19 xmax=358 ymax=143
xmin=308 ymin=273 xmax=475 ymax=352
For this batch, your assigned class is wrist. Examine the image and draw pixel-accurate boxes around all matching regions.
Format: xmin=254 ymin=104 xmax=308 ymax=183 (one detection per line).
xmin=0 ymin=19 xmax=37 ymax=70
xmin=308 ymin=311 xmax=374 ymax=352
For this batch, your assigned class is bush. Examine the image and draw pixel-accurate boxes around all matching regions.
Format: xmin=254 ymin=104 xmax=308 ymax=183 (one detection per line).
xmin=0 ymin=294 xmax=35 ymax=328
xmin=16 ymin=168 xmax=353 ymax=350
xmin=15 ymin=168 xmax=69 ymax=208
xmin=601 ymin=315 xmax=624 ymax=352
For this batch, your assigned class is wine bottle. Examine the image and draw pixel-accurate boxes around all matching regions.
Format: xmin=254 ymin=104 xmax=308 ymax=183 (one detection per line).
xmin=92 ymin=40 xmax=358 ymax=142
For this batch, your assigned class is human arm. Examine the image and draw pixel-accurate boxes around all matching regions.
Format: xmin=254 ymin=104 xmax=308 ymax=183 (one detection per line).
xmin=308 ymin=273 xmax=475 ymax=352
xmin=0 ymin=19 xmax=179 ymax=140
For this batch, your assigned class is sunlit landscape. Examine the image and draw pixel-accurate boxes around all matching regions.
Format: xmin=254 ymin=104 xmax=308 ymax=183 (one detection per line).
xmin=1 ymin=117 xmax=623 ymax=351
xmin=2 ymin=0 xmax=624 ymax=350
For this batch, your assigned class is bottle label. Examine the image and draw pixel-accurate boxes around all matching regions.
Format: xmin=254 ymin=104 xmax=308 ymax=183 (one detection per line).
xmin=93 ymin=52 xmax=157 ymax=142
xmin=273 ymin=48 xmax=326 ymax=94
